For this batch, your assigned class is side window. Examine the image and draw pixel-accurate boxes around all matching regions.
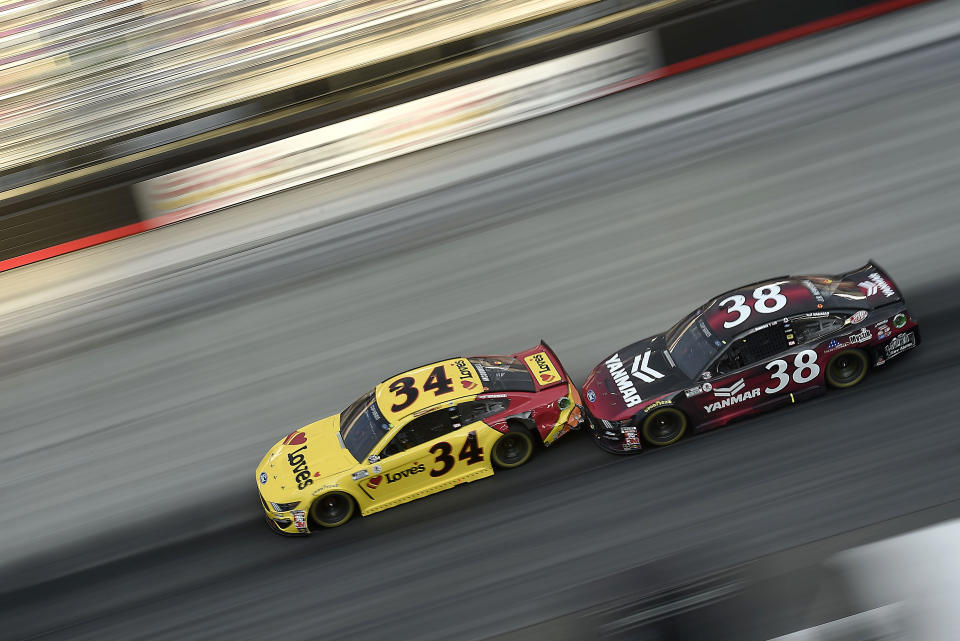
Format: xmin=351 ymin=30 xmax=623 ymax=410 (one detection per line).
xmin=458 ymin=399 xmax=510 ymax=424
xmin=792 ymin=314 xmax=846 ymax=344
xmin=380 ymin=408 xmax=457 ymax=458
xmin=715 ymin=324 xmax=790 ymax=374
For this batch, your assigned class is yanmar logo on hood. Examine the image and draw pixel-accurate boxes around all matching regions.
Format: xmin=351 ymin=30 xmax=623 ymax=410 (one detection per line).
xmin=605 ymin=354 xmax=642 ymax=408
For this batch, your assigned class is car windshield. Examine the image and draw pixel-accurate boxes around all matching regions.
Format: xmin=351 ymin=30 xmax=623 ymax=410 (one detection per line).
xmin=666 ymin=309 xmax=723 ymax=378
xmin=339 ymin=391 xmax=392 ymax=461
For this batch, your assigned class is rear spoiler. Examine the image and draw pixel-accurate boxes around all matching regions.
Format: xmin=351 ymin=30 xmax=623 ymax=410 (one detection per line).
xmin=513 ymin=340 xmax=568 ymax=390
xmin=837 ymin=259 xmax=904 ymax=307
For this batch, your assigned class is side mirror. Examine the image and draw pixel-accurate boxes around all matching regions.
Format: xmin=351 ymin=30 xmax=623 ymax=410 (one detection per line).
xmin=367 ymin=455 xmax=380 ymax=464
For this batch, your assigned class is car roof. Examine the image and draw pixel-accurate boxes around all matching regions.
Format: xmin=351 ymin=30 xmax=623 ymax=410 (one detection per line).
xmin=375 ymin=357 xmax=484 ymax=424
xmin=701 ymin=275 xmax=857 ymax=341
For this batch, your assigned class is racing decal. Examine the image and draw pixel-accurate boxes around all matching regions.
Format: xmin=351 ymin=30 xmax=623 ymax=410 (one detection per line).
xmin=259 ymin=472 xmax=268 ymax=485
xmin=630 ymin=351 xmax=664 ymax=383
xmin=717 ymin=284 xmax=788 ymax=329
xmin=858 ymin=272 xmax=895 ymax=298
xmin=283 ymin=431 xmax=307 ymax=445
xmin=764 ymin=350 xmax=819 ymax=393
xmin=826 ymin=328 xmax=871 ymax=352
xmin=352 ymin=469 xmax=369 ymax=481
xmin=703 ymin=383 xmax=760 ymax=413
xmin=287 ymin=445 xmax=314 ymax=490
xmin=885 ymin=332 xmax=916 ymax=358
xmin=712 ymin=379 xmax=747 ymax=398
xmin=801 ymin=280 xmax=825 ymax=304
xmin=454 ymin=358 xmax=478 ymax=389
xmin=366 ymin=475 xmax=383 ymax=489
xmin=850 ymin=310 xmax=868 ymax=324
xmin=704 ymin=350 xmax=819 ymax=413
xmin=622 ymin=425 xmax=641 ymax=449
xmin=684 ymin=382 xmax=712 ymax=398
xmin=386 ymin=463 xmax=426 ymax=483
xmin=428 ymin=431 xmax=484 ymax=477
xmin=586 ymin=389 xmax=596 ymax=402
xmin=292 ymin=510 xmax=307 ymax=532
xmin=604 ymin=354 xmax=642 ymax=408
xmin=524 ymin=352 xmax=561 ymax=385
xmin=893 ymin=313 xmax=907 ymax=328
xmin=379 ymin=360 xmax=483 ymax=419
xmin=473 ymin=362 xmax=490 ymax=382
xmin=875 ymin=322 xmax=891 ymax=341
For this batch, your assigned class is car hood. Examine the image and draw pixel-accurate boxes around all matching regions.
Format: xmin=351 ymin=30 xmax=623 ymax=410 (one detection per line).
xmin=582 ymin=334 xmax=689 ymax=421
xmin=257 ymin=414 xmax=357 ymax=498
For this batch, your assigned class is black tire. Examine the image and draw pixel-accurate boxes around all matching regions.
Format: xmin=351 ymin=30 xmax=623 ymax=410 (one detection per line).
xmin=826 ymin=349 xmax=869 ymax=388
xmin=310 ymin=492 xmax=355 ymax=528
xmin=491 ymin=426 xmax=534 ymax=469
xmin=641 ymin=407 xmax=688 ymax=447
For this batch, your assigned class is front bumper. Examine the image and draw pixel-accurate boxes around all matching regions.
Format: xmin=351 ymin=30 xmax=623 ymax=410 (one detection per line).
xmin=584 ymin=411 xmax=643 ymax=455
xmin=259 ymin=491 xmax=310 ymax=536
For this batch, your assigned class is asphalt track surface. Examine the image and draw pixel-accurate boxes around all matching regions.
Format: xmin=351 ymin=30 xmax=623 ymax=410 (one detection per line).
xmin=3 ymin=5 xmax=960 ymax=640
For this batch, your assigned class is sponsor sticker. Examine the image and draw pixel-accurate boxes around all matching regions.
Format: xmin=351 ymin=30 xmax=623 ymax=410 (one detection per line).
xmin=287 ymin=444 xmax=314 ymax=490
xmin=875 ymin=323 xmax=891 ymax=341
xmin=848 ymin=327 xmax=872 ymax=344
xmin=385 ymin=463 xmax=426 ymax=484
xmin=703 ymin=379 xmax=761 ymax=414
xmin=352 ymin=470 xmax=369 ymax=481
xmin=858 ymin=273 xmax=895 ymax=298
xmin=292 ymin=509 xmax=307 ymax=532
xmin=586 ymin=389 xmax=596 ymax=403
xmin=684 ymin=382 xmax=712 ymax=398
xmin=884 ymin=332 xmax=915 ymax=358
xmin=850 ymin=310 xmax=868 ymax=324
xmin=524 ymin=352 xmax=561 ymax=385
xmin=893 ymin=313 xmax=907 ymax=328
xmin=259 ymin=472 xmax=268 ymax=485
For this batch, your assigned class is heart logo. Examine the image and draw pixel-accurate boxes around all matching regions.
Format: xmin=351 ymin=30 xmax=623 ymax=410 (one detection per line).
xmin=540 ymin=373 xmax=555 ymax=382
xmin=366 ymin=475 xmax=383 ymax=489
xmin=462 ymin=380 xmax=476 ymax=389
xmin=283 ymin=431 xmax=307 ymax=445
xmin=314 ymin=472 xmax=321 ymax=477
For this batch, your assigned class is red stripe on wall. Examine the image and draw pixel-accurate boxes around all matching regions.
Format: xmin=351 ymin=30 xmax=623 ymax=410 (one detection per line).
xmin=0 ymin=0 xmax=931 ymax=274
xmin=0 ymin=222 xmax=151 ymax=272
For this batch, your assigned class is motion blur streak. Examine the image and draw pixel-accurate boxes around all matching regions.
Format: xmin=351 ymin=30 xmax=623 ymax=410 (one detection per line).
xmin=2 ymin=6 xmax=960 ymax=641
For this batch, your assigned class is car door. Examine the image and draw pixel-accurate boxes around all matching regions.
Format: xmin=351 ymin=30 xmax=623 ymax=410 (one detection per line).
xmin=361 ymin=405 xmax=490 ymax=511
xmin=693 ymin=320 xmax=813 ymax=429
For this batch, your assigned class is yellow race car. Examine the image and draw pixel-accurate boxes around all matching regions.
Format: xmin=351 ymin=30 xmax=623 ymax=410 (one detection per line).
xmin=256 ymin=342 xmax=583 ymax=535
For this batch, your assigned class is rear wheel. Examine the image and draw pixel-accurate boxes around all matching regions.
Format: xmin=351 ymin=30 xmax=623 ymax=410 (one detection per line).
xmin=641 ymin=407 xmax=687 ymax=447
xmin=492 ymin=426 xmax=534 ymax=469
xmin=310 ymin=492 xmax=355 ymax=528
xmin=826 ymin=349 xmax=869 ymax=388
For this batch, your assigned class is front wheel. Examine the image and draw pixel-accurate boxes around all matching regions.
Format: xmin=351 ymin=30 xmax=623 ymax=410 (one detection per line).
xmin=641 ymin=407 xmax=688 ymax=446
xmin=492 ymin=429 xmax=534 ymax=469
xmin=826 ymin=349 xmax=869 ymax=388
xmin=310 ymin=492 xmax=355 ymax=528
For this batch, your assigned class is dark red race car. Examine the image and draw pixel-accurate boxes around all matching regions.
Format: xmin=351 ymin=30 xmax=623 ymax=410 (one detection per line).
xmin=582 ymin=261 xmax=920 ymax=453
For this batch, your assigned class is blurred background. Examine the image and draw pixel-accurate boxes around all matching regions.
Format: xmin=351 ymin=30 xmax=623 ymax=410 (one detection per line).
xmin=1 ymin=0 xmax=959 ymax=639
